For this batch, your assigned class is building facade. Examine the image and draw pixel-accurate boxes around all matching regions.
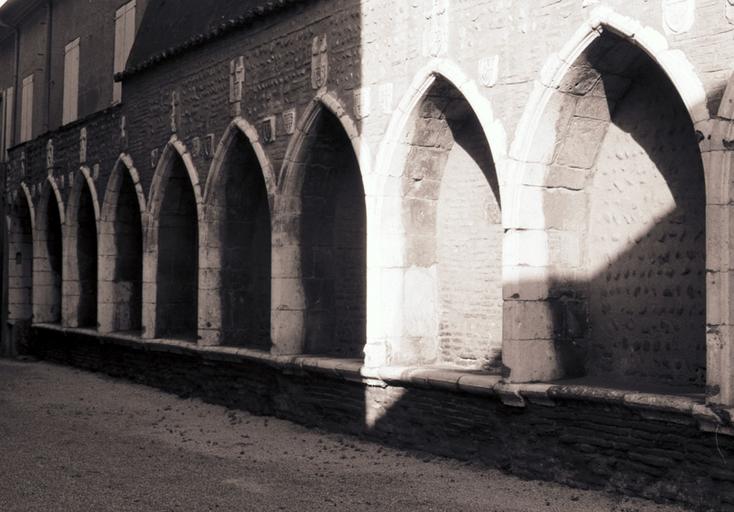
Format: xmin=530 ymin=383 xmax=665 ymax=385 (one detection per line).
xmin=4 ymin=0 xmax=734 ymax=507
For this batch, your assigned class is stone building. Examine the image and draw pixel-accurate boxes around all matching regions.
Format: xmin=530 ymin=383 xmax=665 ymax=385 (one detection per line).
xmin=2 ymin=0 xmax=734 ymax=507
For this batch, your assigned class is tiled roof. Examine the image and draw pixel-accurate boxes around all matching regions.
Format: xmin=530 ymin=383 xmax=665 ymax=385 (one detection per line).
xmin=121 ymin=0 xmax=308 ymax=79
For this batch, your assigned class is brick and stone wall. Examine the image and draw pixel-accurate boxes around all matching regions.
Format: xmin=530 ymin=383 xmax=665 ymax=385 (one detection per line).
xmin=9 ymin=1 xmax=731 ymax=390
xmin=7 ymin=1 xmax=734 ymax=507
xmin=400 ymin=77 xmax=504 ymax=370
xmin=587 ymin=63 xmax=706 ymax=387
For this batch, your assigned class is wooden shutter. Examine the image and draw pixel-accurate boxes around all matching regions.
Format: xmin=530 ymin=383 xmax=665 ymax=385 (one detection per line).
xmin=113 ymin=0 xmax=136 ymax=104
xmin=63 ymin=38 xmax=80 ymax=124
xmin=20 ymin=75 xmax=33 ymax=143
xmin=0 ymin=91 xmax=5 ymax=160
xmin=4 ymin=87 xmax=13 ymax=151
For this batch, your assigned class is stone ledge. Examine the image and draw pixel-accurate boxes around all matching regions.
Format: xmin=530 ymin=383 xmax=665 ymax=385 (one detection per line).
xmin=33 ymin=323 xmax=733 ymax=434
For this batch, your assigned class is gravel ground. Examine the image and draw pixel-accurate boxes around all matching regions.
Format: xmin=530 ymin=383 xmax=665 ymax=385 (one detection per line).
xmin=0 ymin=359 xmax=692 ymax=512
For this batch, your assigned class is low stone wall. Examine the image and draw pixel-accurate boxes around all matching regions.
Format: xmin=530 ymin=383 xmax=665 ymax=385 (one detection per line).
xmin=27 ymin=324 xmax=734 ymax=511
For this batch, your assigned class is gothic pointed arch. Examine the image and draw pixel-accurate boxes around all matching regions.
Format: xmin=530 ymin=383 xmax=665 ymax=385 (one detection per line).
xmin=199 ymin=117 xmax=274 ymax=348
xmin=505 ymin=8 xmax=708 ymax=388
xmin=8 ymin=183 xmax=35 ymax=323
xmin=143 ymin=136 xmax=202 ymax=340
xmin=704 ymin=71 xmax=734 ymax=405
xmin=273 ymin=93 xmax=367 ymax=357
xmin=98 ymin=154 xmax=146 ymax=333
xmin=377 ymin=68 xmax=503 ymax=369
xmin=63 ymin=166 xmax=100 ymax=328
xmin=33 ymin=176 xmax=65 ymax=324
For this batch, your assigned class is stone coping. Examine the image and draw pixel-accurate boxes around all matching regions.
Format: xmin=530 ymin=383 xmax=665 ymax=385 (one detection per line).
xmin=33 ymin=323 xmax=734 ymax=435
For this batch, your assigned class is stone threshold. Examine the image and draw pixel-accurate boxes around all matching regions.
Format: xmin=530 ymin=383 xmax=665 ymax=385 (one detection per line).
xmin=34 ymin=323 xmax=733 ymax=435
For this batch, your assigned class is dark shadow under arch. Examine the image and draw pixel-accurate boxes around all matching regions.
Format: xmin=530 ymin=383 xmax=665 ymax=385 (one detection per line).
xmin=538 ymin=31 xmax=706 ymax=388
xmin=113 ymin=171 xmax=143 ymax=331
xmin=75 ymin=181 xmax=98 ymax=327
xmin=8 ymin=192 xmax=33 ymax=322
xmin=299 ymin=108 xmax=366 ymax=358
xmin=156 ymin=155 xmax=198 ymax=340
xmin=41 ymin=191 xmax=63 ymax=324
xmin=213 ymin=130 xmax=272 ymax=349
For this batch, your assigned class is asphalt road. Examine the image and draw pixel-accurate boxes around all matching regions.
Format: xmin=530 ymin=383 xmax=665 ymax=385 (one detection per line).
xmin=0 ymin=359 xmax=691 ymax=512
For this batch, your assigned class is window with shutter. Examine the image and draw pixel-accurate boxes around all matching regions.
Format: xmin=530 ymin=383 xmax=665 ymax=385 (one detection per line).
xmin=63 ymin=38 xmax=80 ymax=125
xmin=0 ymin=92 xmax=5 ymax=160
xmin=4 ymin=87 xmax=13 ymax=152
xmin=113 ymin=0 xmax=136 ymax=104
xmin=20 ymin=75 xmax=33 ymax=143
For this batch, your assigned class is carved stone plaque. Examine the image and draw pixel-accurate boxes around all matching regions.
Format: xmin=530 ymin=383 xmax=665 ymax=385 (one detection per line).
xmin=662 ymin=0 xmax=695 ymax=34
xmin=423 ymin=0 xmax=449 ymax=57
xmin=282 ymin=108 xmax=296 ymax=135
xmin=46 ymin=139 xmax=54 ymax=172
xmin=354 ymin=87 xmax=371 ymax=119
xmin=79 ymin=127 xmax=88 ymax=163
xmin=479 ymin=55 xmax=499 ymax=88
xmin=311 ymin=35 xmax=328 ymax=89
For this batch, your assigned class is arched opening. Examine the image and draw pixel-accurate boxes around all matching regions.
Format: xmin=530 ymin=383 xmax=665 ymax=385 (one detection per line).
xmin=99 ymin=158 xmax=145 ymax=334
xmin=398 ymin=76 xmax=502 ymax=369
xmin=521 ymin=31 xmax=706 ymax=388
xmin=104 ymin=169 xmax=143 ymax=332
xmin=75 ymin=180 xmax=98 ymax=327
xmin=299 ymin=108 xmax=366 ymax=358
xmin=8 ymin=191 xmax=33 ymax=322
xmin=155 ymin=154 xmax=198 ymax=340
xmin=208 ymin=129 xmax=271 ymax=349
xmin=34 ymin=187 xmax=63 ymax=324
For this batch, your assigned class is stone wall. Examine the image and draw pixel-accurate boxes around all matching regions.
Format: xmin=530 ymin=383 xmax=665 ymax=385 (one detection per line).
xmin=402 ymin=78 xmax=503 ymax=369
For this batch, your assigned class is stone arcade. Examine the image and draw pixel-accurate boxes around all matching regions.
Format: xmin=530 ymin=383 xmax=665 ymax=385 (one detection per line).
xmin=2 ymin=0 xmax=734 ymax=508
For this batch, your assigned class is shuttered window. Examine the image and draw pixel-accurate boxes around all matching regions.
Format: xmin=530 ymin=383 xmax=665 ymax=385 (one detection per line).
xmin=3 ymin=87 xmax=13 ymax=154
xmin=63 ymin=38 xmax=80 ymax=125
xmin=0 ymin=92 xmax=5 ymax=160
xmin=113 ymin=0 xmax=136 ymax=104
xmin=20 ymin=75 xmax=33 ymax=143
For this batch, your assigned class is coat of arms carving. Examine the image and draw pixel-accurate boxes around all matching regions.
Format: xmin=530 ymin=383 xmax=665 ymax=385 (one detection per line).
xmin=662 ymin=0 xmax=695 ymax=34
xmin=311 ymin=35 xmax=328 ymax=90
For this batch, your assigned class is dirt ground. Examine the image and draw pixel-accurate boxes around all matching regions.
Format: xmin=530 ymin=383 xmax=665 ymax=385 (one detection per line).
xmin=0 ymin=359 xmax=692 ymax=512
